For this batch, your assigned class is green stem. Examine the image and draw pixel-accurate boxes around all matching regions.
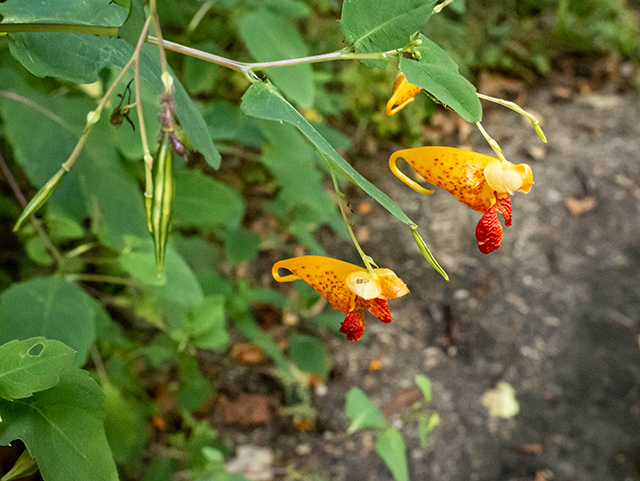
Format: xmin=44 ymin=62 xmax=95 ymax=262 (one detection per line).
xmin=475 ymin=122 xmax=508 ymax=163
xmin=328 ymin=166 xmax=376 ymax=275
xmin=0 ymin=23 xmax=118 ymax=36
xmin=148 ymin=36 xmax=399 ymax=73
xmin=477 ymin=93 xmax=547 ymax=143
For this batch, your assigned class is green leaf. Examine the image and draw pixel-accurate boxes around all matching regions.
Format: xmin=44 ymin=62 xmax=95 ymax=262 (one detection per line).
xmin=117 ymin=0 xmax=145 ymax=46
xmin=288 ymin=334 xmax=328 ymax=378
xmin=418 ymin=412 xmax=439 ymax=449
xmin=102 ymin=380 xmax=147 ymax=467
xmin=415 ymin=374 xmax=431 ymax=403
xmin=376 ymin=428 xmax=409 ymax=481
xmin=345 ymin=387 xmax=387 ymax=434
xmin=0 ymin=369 xmax=119 ymax=481
xmin=237 ymin=9 xmax=315 ymax=108
xmin=241 ymin=80 xmax=414 ymax=226
xmin=183 ymin=42 xmax=219 ymax=95
xmin=119 ymin=238 xmax=204 ymax=310
xmin=173 ymin=170 xmax=244 ymax=232
xmin=0 ymin=338 xmax=75 ymax=400
xmin=0 ymin=448 xmax=38 ymax=481
xmin=5 ymin=34 xmax=220 ymax=168
xmin=176 ymin=351 xmax=212 ymax=412
xmin=340 ymin=0 xmax=437 ymax=67
xmin=400 ymin=35 xmax=482 ymax=123
xmin=0 ymin=276 xmax=97 ymax=368
xmin=223 ymin=228 xmax=261 ymax=265
xmin=185 ymin=295 xmax=228 ymax=351
xmin=0 ymin=0 xmax=128 ymax=25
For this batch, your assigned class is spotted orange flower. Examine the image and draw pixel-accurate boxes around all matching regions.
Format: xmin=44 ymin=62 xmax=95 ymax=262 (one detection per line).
xmin=272 ymin=256 xmax=409 ymax=341
xmin=389 ymin=146 xmax=533 ymax=253
xmin=386 ymin=73 xmax=421 ymax=116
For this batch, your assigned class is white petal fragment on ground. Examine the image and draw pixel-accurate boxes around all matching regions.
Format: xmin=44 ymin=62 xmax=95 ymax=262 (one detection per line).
xmin=481 ymin=381 xmax=520 ymax=419
xmin=226 ymin=445 xmax=274 ymax=481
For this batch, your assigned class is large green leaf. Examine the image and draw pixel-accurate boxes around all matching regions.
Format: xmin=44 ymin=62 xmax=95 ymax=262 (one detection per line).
xmin=0 ymin=0 xmax=128 ymax=25
xmin=237 ymin=9 xmax=315 ymax=108
xmin=376 ymin=428 xmax=409 ymax=481
xmin=400 ymin=35 xmax=482 ymax=123
xmin=6 ymin=33 xmax=220 ymax=168
xmin=0 ymin=70 xmax=89 ymax=220
xmin=0 ymin=276 xmax=97 ymax=368
xmin=340 ymin=0 xmax=437 ymax=67
xmin=288 ymin=334 xmax=328 ymax=378
xmin=0 ymin=65 xmax=154 ymax=248
xmin=0 ymin=338 xmax=75 ymax=401
xmin=241 ymin=80 xmax=414 ymax=226
xmin=345 ymin=387 xmax=387 ymax=434
xmin=0 ymin=369 xmax=119 ymax=481
xmin=183 ymin=296 xmax=228 ymax=351
xmin=173 ymin=170 xmax=245 ymax=232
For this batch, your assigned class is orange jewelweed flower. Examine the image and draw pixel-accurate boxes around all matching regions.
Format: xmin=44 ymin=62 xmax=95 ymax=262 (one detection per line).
xmin=389 ymin=147 xmax=533 ymax=254
xmin=272 ymin=256 xmax=409 ymax=341
xmin=386 ymin=73 xmax=422 ymax=116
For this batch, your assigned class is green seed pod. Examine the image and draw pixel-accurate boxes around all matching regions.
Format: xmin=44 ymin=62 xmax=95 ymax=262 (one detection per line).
xmin=151 ymin=131 xmax=173 ymax=277
xmin=13 ymin=168 xmax=67 ymax=232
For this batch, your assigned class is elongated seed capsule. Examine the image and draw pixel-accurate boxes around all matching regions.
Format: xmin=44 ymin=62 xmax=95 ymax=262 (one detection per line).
xmin=151 ymin=131 xmax=173 ymax=277
xmin=13 ymin=168 xmax=67 ymax=231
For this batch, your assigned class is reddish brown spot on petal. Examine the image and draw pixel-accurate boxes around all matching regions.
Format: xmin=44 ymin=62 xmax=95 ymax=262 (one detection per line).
xmin=360 ymin=297 xmax=393 ymax=324
xmin=339 ymin=309 xmax=365 ymax=341
xmin=476 ymin=207 xmax=504 ymax=254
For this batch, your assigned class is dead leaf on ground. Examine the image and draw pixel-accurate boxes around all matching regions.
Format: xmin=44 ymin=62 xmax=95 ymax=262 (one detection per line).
xmin=527 ymin=145 xmax=546 ymax=160
xmin=231 ymin=343 xmax=264 ymax=364
xmin=382 ymin=388 xmax=421 ymax=417
xmin=518 ymin=443 xmax=543 ymax=454
xmin=220 ymin=392 xmax=272 ymax=426
xmin=565 ymin=196 xmax=596 ymax=215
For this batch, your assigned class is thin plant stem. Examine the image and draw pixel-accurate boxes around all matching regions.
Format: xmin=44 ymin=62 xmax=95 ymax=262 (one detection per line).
xmin=134 ymin=16 xmax=154 ymax=169
xmin=328 ymin=166 xmax=376 ymax=275
xmin=62 ymin=18 xmax=151 ymax=172
xmin=477 ymin=93 xmax=547 ymax=143
xmin=0 ymin=151 xmax=64 ymax=266
xmin=0 ymin=23 xmax=118 ymax=36
xmin=188 ymin=0 xmax=216 ymax=33
xmin=148 ymin=36 xmax=399 ymax=73
xmin=65 ymin=273 xmax=134 ymax=286
xmin=475 ymin=122 xmax=508 ymax=163
xmin=0 ymin=91 xmax=78 ymax=136
xmin=433 ymin=0 xmax=458 ymax=14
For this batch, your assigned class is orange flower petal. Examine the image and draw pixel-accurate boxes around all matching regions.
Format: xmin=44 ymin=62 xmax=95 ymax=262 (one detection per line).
xmin=475 ymin=207 xmax=504 ymax=254
xmin=390 ymin=147 xmax=496 ymax=212
xmin=272 ymin=256 xmax=363 ymax=314
xmin=360 ymin=297 xmax=393 ymax=324
xmin=339 ymin=309 xmax=366 ymax=341
xmin=494 ymin=196 xmax=512 ymax=227
xmin=386 ymin=73 xmax=422 ymax=116
xmin=375 ymin=268 xmax=410 ymax=299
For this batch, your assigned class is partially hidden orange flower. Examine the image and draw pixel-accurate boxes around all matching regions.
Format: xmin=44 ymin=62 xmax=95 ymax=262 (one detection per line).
xmin=272 ymin=256 xmax=409 ymax=341
xmin=389 ymin=147 xmax=533 ymax=254
xmin=386 ymin=73 xmax=422 ymax=116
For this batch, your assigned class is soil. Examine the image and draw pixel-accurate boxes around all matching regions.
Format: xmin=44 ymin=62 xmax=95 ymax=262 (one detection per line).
xmin=218 ymin=74 xmax=640 ymax=481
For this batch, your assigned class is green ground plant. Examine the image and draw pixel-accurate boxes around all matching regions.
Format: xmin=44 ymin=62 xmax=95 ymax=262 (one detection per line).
xmin=0 ymin=0 xmax=633 ymax=480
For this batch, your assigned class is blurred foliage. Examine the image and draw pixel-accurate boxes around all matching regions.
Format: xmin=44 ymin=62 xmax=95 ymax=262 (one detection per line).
xmin=0 ymin=0 xmax=639 ymax=480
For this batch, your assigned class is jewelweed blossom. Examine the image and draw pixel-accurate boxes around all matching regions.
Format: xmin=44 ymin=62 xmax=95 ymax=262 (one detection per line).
xmin=272 ymin=256 xmax=409 ymax=341
xmin=389 ymin=146 xmax=533 ymax=253
xmin=386 ymin=73 xmax=421 ymax=116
